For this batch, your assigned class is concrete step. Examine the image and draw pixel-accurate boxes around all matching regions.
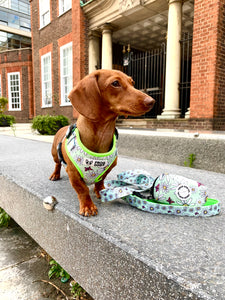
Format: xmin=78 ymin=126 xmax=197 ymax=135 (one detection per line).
xmin=1 ymin=124 xmax=225 ymax=173
xmin=0 ymin=135 xmax=225 ymax=300
xmin=118 ymin=128 xmax=225 ymax=174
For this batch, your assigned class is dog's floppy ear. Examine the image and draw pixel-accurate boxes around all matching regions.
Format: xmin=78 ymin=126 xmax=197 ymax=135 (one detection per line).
xmin=68 ymin=72 xmax=102 ymax=120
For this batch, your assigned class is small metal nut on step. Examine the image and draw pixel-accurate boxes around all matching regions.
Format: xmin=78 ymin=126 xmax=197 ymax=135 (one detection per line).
xmin=193 ymin=132 xmax=199 ymax=137
xmin=43 ymin=196 xmax=58 ymax=211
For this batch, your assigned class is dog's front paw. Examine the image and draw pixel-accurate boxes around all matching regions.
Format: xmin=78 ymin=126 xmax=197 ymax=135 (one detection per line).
xmin=49 ymin=172 xmax=60 ymax=181
xmin=79 ymin=202 xmax=98 ymax=217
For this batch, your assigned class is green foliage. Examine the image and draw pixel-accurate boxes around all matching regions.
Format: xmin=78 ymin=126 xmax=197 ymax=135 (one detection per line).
xmin=0 ymin=208 xmax=11 ymax=227
xmin=32 ymin=114 xmax=69 ymax=135
xmin=0 ymin=97 xmax=8 ymax=114
xmin=48 ymin=259 xmax=70 ymax=282
xmin=70 ymin=281 xmax=85 ymax=298
xmin=184 ymin=153 xmax=196 ymax=168
xmin=0 ymin=114 xmax=15 ymax=127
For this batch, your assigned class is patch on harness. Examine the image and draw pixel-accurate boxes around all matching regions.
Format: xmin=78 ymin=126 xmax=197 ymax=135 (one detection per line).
xmin=84 ymin=158 xmax=108 ymax=168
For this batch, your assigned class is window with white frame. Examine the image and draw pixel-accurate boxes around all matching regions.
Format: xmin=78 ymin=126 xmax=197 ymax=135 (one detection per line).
xmin=41 ymin=52 xmax=52 ymax=107
xmin=60 ymin=42 xmax=72 ymax=105
xmin=39 ymin=0 xmax=50 ymax=28
xmin=59 ymin=0 xmax=71 ymax=16
xmin=8 ymin=72 xmax=21 ymax=111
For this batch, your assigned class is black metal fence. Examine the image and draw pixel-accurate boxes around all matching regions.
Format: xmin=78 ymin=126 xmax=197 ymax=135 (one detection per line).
xmin=179 ymin=32 xmax=192 ymax=117
xmin=126 ymin=43 xmax=166 ymax=118
xmin=122 ymin=33 xmax=192 ymax=118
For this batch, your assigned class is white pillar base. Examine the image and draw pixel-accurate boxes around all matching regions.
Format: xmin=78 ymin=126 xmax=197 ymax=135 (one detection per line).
xmin=157 ymin=108 xmax=181 ymax=119
xmin=185 ymin=107 xmax=190 ymax=119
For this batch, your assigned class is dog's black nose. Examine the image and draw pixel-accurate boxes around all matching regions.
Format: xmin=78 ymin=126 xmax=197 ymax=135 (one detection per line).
xmin=144 ymin=97 xmax=155 ymax=108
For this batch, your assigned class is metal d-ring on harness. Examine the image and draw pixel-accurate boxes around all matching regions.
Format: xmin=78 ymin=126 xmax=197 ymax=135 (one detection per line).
xmin=57 ymin=124 xmax=119 ymax=167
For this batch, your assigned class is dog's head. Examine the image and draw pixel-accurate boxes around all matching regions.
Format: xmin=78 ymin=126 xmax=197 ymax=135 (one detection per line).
xmin=68 ymin=69 xmax=155 ymax=121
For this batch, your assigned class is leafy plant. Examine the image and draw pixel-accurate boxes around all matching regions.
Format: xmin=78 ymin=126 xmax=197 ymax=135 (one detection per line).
xmin=48 ymin=259 xmax=70 ymax=282
xmin=0 ymin=97 xmax=8 ymax=114
xmin=184 ymin=153 xmax=196 ymax=168
xmin=70 ymin=281 xmax=85 ymax=299
xmin=0 ymin=114 xmax=15 ymax=127
xmin=32 ymin=114 xmax=69 ymax=135
xmin=0 ymin=208 xmax=11 ymax=227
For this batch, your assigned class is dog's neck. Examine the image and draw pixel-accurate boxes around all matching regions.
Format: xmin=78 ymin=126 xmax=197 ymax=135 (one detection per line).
xmin=76 ymin=116 xmax=117 ymax=153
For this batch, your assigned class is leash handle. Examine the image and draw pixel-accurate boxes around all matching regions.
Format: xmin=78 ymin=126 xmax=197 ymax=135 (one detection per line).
xmin=100 ymin=170 xmax=155 ymax=202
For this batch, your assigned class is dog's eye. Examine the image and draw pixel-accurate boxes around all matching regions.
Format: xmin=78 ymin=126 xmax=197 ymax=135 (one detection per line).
xmin=111 ymin=80 xmax=120 ymax=87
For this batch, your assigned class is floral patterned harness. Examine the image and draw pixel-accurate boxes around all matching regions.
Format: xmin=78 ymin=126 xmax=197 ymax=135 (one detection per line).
xmin=64 ymin=126 xmax=118 ymax=185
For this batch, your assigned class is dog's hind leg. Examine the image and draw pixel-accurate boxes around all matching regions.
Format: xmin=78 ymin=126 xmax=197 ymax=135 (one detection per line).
xmin=94 ymin=180 xmax=105 ymax=199
xmin=49 ymin=143 xmax=62 ymax=181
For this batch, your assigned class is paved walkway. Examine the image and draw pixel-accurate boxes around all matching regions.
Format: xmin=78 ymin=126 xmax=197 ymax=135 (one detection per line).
xmin=1 ymin=123 xmax=225 ymax=143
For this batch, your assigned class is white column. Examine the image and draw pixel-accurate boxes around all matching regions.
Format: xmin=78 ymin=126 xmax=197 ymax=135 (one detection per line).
xmin=158 ymin=0 xmax=182 ymax=119
xmin=88 ymin=31 xmax=100 ymax=73
xmin=101 ymin=24 xmax=113 ymax=70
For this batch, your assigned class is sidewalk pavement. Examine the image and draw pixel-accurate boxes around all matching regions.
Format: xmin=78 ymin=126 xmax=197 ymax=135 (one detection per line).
xmin=1 ymin=122 xmax=225 ymax=174
xmin=0 ymin=123 xmax=54 ymax=143
xmin=1 ymin=123 xmax=225 ymax=143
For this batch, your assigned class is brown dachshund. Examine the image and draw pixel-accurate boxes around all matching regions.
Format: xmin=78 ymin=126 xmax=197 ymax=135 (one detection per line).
xmin=49 ymin=69 xmax=155 ymax=216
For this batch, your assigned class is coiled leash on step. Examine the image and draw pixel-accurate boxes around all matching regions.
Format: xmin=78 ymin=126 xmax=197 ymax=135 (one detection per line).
xmin=100 ymin=170 xmax=220 ymax=217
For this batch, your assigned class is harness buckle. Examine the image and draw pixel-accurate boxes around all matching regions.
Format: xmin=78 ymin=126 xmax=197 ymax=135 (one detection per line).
xmin=66 ymin=124 xmax=77 ymax=139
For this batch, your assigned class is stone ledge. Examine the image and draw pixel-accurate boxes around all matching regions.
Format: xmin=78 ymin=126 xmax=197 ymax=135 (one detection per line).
xmin=0 ymin=135 xmax=225 ymax=299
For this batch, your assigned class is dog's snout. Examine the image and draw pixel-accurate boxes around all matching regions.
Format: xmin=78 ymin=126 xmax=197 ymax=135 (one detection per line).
xmin=144 ymin=97 xmax=155 ymax=108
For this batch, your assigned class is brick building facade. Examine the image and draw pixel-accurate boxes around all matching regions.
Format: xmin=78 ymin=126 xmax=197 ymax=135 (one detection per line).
xmin=30 ymin=0 xmax=88 ymax=121
xmin=2 ymin=0 xmax=225 ymax=130
xmin=190 ymin=0 xmax=225 ymax=130
xmin=0 ymin=48 xmax=33 ymax=122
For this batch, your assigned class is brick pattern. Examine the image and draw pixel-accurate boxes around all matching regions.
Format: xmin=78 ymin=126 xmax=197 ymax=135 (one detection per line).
xmin=0 ymin=48 xmax=33 ymax=122
xmin=118 ymin=118 xmax=215 ymax=131
xmin=190 ymin=0 xmax=225 ymax=130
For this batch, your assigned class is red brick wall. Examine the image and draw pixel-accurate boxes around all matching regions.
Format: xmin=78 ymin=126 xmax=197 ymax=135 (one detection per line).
xmin=30 ymin=0 xmax=88 ymax=122
xmin=190 ymin=0 xmax=225 ymax=130
xmin=214 ymin=0 xmax=225 ymax=129
xmin=72 ymin=0 xmax=88 ymax=85
xmin=0 ymin=48 xmax=33 ymax=122
xmin=71 ymin=0 xmax=89 ymax=118
xmin=31 ymin=0 xmax=74 ymax=121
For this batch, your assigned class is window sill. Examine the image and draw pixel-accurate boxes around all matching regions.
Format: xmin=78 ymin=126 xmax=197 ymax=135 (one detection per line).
xmin=58 ymin=8 xmax=71 ymax=18
xmin=42 ymin=105 xmax=52 ymax=108
xmin=60 ymin=103 xmax=72 ymax=107
xmin=39 ymin=22 xmax=51 ymax=30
